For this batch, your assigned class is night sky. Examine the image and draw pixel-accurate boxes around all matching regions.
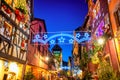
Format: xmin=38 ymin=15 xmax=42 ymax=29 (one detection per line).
xmin=34 ymin=0 xmax=88 ymax=62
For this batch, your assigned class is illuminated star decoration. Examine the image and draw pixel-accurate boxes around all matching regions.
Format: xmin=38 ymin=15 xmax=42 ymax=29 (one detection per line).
xmin=84 ymin=33 xmax=89 ymax=38
xmin=76 ymin=33 xmax=81 ymax=38
xmin=32 ymin=34 xmax=40 ymax=42
xmin=58 ymin=37 xmax=65 ymax=43
xmin=35 ymin=34 xmax=40 ymax=39
xmin=32 ymin=32 xmax=91 ymax=44
xmin=69 ymin=39 xmax=74 ymax=44
xmin=50 ymin=40 xmax=55 ymax=44
xmin=43 ymin=34 xmax=48 ymax=39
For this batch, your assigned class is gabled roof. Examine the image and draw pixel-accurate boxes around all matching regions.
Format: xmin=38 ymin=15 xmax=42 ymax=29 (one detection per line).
xmin=31 ymin=18 xmax=47 ymax=32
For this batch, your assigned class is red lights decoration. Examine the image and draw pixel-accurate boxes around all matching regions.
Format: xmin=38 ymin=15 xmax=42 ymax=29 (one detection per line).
xmin=15 ymin=9 xmax=21 ymax=21
xmin=15 ymin=9 xmax=19 ymax=15
xmin=21 ymin=40 xmax=25 ymax=48
xmin=15 ymin=9 xmax=25 ymax=22
xmin=21 ymin=14 xmax=25 ymax=22
xmin=2 ymin=5 xmax=11 ymax=14
xmin=2 ymin=5 xmax=7 ymax=10
xmin=5 ymin=8 xmax=11 ymax=14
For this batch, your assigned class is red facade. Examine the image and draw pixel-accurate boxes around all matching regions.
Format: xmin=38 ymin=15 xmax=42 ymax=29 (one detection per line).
xmin=27 ymin=18 xmax=48 ymax=69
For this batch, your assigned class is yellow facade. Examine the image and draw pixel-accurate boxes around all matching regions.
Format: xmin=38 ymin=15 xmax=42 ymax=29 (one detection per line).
xmin=0 ymin=59 xmax=23 ymax=80
xmin=0 ymin=60 xmax=4 ymax=80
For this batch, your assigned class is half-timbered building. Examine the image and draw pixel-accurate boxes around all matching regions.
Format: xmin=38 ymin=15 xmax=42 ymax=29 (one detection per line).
xmin=0 ymin=0 xmax=32 ymax=79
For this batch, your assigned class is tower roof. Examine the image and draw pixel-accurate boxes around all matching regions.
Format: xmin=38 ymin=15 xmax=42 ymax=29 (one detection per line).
xmin=52 ymin=44 xmax=62 ymax=51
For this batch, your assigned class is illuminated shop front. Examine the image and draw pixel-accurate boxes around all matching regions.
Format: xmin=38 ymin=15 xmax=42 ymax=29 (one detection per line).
xmin=25 ymin=64 xmax=51 ymax=80
xmin=0 ymin=59 xmax=24 ymax=80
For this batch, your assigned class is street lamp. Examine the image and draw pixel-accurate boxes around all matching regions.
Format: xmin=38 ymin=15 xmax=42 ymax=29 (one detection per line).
xmin=97 ymin=37 xmax=105 ymax=45
xmin=46 ymin=56 xmax=49 ymax=61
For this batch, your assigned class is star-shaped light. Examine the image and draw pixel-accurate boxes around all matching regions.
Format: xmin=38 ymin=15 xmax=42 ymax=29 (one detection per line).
xmin=32 ymin=34 xmax=40 ymax=42
xmin=34 ymin=34 xmax=40 ymax=39
xmin=43 ymin=34 xmax=48 ymax=39
xmin=69 ymin=39 xmax=74 ymax=44
xmin=58 ymin=37 xmax=65 ymax=43
xmin=84 ymin=33 xmax=89 ymax=38
xmin=76 ymin=33 xmax=81 ymax=38
xmin=50 ymin=40 xmax=55 ymax=44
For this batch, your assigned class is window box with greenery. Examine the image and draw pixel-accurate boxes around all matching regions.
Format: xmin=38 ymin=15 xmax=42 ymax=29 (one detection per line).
xmin=1 ymin=0 xmax=13 ymax=15
xmin=14 ymin=0 xmax=28 ymax=22
xmin=15 ymin=5 xmax=27 ymax=15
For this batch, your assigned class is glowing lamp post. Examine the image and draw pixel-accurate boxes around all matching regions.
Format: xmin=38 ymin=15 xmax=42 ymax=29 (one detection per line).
xmin=46 ymin=56 xmax=49 ymax=61
xmin=97 ymin=37 xmax=105 ymax=45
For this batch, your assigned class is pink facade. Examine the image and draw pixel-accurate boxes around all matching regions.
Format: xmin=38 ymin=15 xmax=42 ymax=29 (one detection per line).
xmin=27 ymin=18 xmax=48 ymax=69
